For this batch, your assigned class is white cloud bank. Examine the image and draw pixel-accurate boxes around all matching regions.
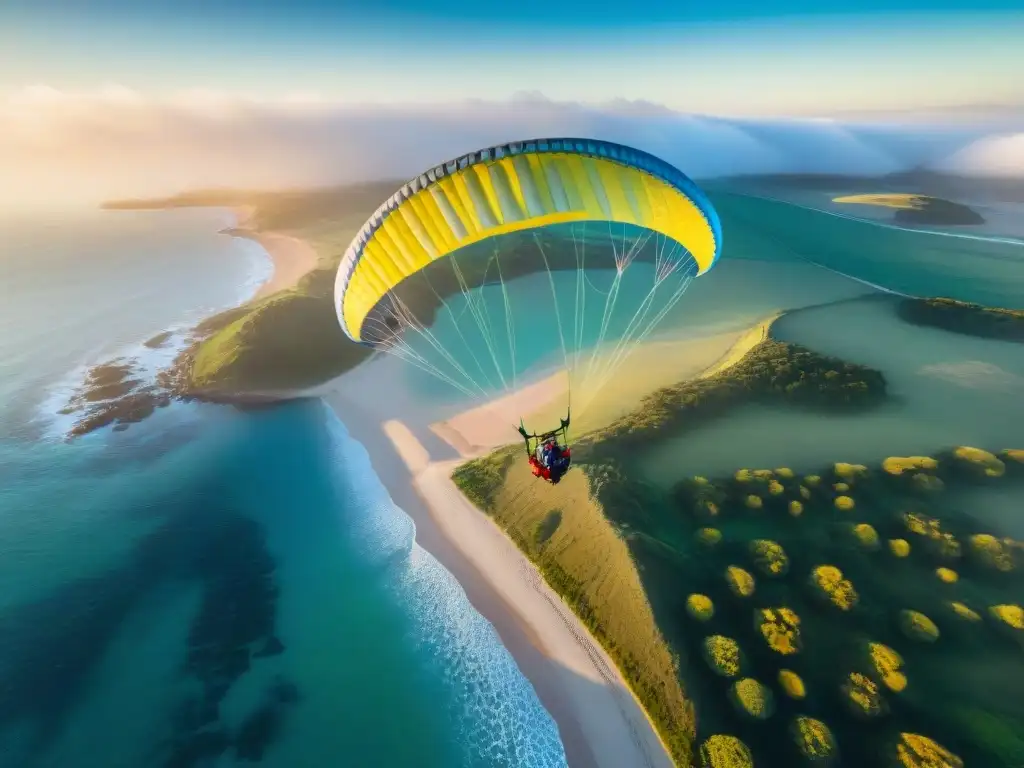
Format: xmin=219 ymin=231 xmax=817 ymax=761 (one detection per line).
xmin=2 ymin=87 xmax=1022 ymax=209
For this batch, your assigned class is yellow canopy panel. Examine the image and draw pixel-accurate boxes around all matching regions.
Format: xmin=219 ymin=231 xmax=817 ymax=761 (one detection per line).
xmin=335 ymin=138 xmax=722 ymax=343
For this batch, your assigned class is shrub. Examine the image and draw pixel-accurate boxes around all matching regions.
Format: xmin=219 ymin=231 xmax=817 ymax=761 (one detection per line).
xmin=900 ymin=610 xmax=940 ymax=643
xmin=697 ymin=527 xmax=724 ymax=547
xmin=853 ymin=523 xmax=880 ymax=550
xmin=757 ymin=607 xmax=802 ymax=655
xmin=949 ymin=601 xmax=980 ymax=621
xmin=791 ymin=716 xmax=837 ymax=764
xmin=894 ymin=733 xmax=963 ymax=768
xmin=704 ymin=635 xmax=743 ymax=677
xmin=889 ymin=539 xmax=911 ymax=557
xmin=731 ymin=678 xmax=775 ymax=719
xmin=989 ymin=604 xmax=1023 ymax=630
xmin=687 ymin=594 xmax=715 ymax=621
xmin=835 ymin=496 xmax=855 ymax=511
xmin=745 ymin=494 xmax=763 ymax=510
xmin=935 ymin=567 xmax=958 ymax=583
xmin=952 ymin=446 xmax=1005 ymax=478
xmin=833 ymin=482 xmax=850 ymax=493
xmin=699 ymin=735 xmax=753 ymax=768
xmin=750 ymin=539 xmax=789 ymax=576
xmin=843 ymin=672 xmax=887 ymax=717
xmin=834 ymin=462 xmax=868 ymax=480
xmin=789 ymin=500 xmax=804 ymax=517
xmin=869 ymin=642 xmax=907 ymax=692
xmin=811 ymin=565 xmax=858 ymax=610
xmin=969 ymin=533 xmax=1014 ymax=571
xmin=726 ymin=566 xmax=756 ymax=598
xmin=778 ymin=669 xmax=806 ymax=699
xmin=882 ymin=456 xmax=938 ymax=475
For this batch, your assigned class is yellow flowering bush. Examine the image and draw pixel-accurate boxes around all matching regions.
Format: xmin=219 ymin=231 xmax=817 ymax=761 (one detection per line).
xmin=778 ymin=669 xmax=806 ymax=699
xmin=799 ymin=485 xmax=812 ymax=499
xmin=757 ymin=607 xmax=802 ymax=655
xmin=791 ymin=716 xmax=837 ymax=763
xmin=843 ymin=671 xmax=887 ymax=717
xmin=989 ymin=604 xmax=1023 ymax=630
xmin=768 ymin=480 xmax=785 ymax=496
xmin=703 ymin=635 xmax=742 ymax=677
xmin=693 ymin=475 xmax=710 ymax=485
xmin=868 ymin=642 xmax=907 ymax=692
xmin=835 ymin=462 xmax=868 ymax=479
xmin=726 ymin=566 xmax=756 ymax=597
xmin=853 ymin=523 xmax=880 ymax=550
xmin=935 ymin=567 xmax=958 ymax=583
xmin=952 ymin=445 xmax=1005 ymax=477
xmin=882 ymin=456 xmax=938 ymax=475
xmin=697 ymin=527 xmax=723 ymax=546
xmin=687 ymin=594 xmax=715 ymax=621
xmin=699 ymin=734 xmax=753 ymax=768
xmin=833 ymin=482 xmax=850 ymax=493
xmin=702 ymin=500 xmax=720 ymax=517
xmin=949 ymin=601 xmax=980 ymax=621
xmin=750 ymin=539 xmax=789 ymax=576
xmin=731 ymin=677 xmax=775 ymax=719
xmin=969 ymin=533 xmax=1014 ymax=571
xmin=745 ymin=494 xmax=763 ymax=510
xmin=889 ymin=538 xmax=911 ymax=557
xmin=1000 ymin=448 xmax=1024 ymax=464
xmin=804 ymin=475 xmax=821 ymax=487
xmin=900 ymin=610 xmax=940 ymax=642
xmin=735 ymin=468 xmax=753 ymax=483
xmin=834 ymin=495 xmax=855 ymax=511
xmin=904 ymin=513 xmax=960 ymax=559
xmin=752 ymin=469 xmax=774 ymax=480
xmin=811 ymin=565 xmax=858 ymax=610
xmin=775 ymin=467 xmax=795 ymax=479
xmin=789 ymin=500 xmax=804 ymax=517
xmin=895 ymin=733 xmax=963 ymax=768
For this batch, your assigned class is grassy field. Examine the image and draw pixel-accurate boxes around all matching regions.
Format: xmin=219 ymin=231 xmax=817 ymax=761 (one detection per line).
xmin=453 ymin=449 xmax=696 ymax=766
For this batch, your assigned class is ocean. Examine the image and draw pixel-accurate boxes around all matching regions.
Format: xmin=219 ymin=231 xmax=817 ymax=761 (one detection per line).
xmin=0 ymin=209 xmax=566 ymax=768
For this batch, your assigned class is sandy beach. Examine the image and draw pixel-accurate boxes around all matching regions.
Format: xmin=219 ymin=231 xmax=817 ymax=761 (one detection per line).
xmin=318 ymin=321 xmax=780 ymax=768
xmin=227 ymin=207 xmax=320 ymax=301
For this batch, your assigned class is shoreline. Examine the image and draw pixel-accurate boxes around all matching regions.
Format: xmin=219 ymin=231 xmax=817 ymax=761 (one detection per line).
xmin=323 ymin=389 xmax=675 ymax=768
xmin=222 ymin=206 xmax=320 ymax=301
xmin=316 ymin=320 xmax=780 ymax=768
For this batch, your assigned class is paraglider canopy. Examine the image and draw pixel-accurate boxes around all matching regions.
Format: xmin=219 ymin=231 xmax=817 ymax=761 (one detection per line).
xmin=333 ymin=137 xmax=722 ymax=482
xmin=335 ymin=137 xmax=721 ymax=346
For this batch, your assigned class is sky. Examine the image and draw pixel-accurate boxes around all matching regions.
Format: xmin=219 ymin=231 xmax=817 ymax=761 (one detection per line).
xmin=2 ymin=0 xmax=1023 ymax=208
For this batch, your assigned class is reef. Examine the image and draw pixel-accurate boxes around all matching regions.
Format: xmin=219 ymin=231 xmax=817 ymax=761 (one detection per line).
xmin=0 ymin=490 xmax=299 ymax=768
xmin=897 ymin=297 xmax=1024 ymax=343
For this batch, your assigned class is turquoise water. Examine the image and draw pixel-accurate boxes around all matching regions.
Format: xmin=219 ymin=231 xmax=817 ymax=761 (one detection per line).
xmin=0 ymin=211 xmax=566 ymax=768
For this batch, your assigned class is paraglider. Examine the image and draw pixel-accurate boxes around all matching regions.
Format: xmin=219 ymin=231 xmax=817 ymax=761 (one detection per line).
xmin=335 ymin=137 xmax=721 ymax=484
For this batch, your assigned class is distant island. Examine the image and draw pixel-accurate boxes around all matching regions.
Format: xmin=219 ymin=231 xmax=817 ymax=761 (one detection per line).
xmin=832 ymin=193 xmax=985 ymax=226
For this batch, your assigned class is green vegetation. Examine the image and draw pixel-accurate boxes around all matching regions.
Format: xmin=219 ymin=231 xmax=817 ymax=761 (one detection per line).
xmin=108 ymin=184 xmax=403 ymax=395
xmin=453 ymin=355 xmax=1023 ymax=767
xmin=575 ymin=337 xmax=886 ymax=458
xmin=897 ymin=297 xmax=1024 ymax=343
xmin=454 ymin=455 xmax=696 ymax=766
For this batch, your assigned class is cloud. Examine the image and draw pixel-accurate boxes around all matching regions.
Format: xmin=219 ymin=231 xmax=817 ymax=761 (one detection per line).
xmin=934 ymin=133 xmax=1024 ymax=177
xmin=1 ymin=86 xmax=1021 ymax=210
